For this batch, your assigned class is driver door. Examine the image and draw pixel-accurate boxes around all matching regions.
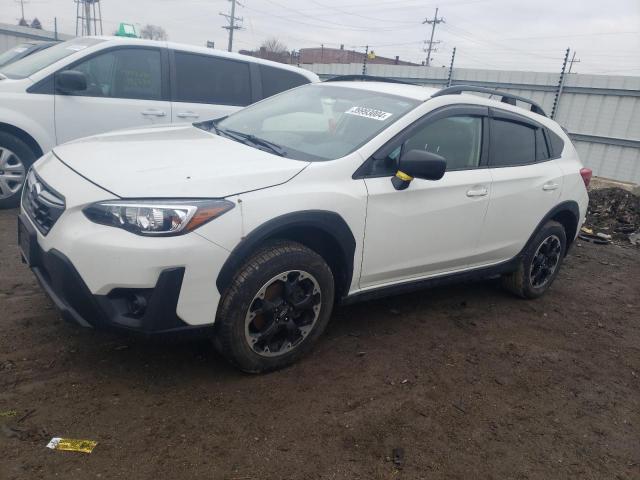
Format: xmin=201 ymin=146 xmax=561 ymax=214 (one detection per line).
xmin=55 ymin=47 xmax=171 ymax=145
xmin=359 ymin=105 xmax=493 ymax=289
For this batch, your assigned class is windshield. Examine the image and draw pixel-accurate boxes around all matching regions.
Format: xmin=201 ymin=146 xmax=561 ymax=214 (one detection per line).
xmin=0 ymin=38 xmax=104 ymax=79
xmin=214 ymin=84 xmax=420 ymax=161
xmin=0 ymin=44 xmax=32 ymax=68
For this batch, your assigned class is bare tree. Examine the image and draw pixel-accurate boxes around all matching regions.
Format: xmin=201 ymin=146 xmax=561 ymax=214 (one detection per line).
xmin=140 ymin=24 xmax=168 ymax=41
xmin=261 ymin=37 xmax=288 ymax=55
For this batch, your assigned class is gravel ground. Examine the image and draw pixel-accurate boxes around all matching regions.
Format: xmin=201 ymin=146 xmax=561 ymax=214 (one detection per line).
xmin=0 ymin=207 xmax=638 ymax=480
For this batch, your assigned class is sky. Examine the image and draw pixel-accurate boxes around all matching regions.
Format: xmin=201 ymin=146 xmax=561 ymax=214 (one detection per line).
xmin=2 ymin=0 xmax=639 ymax=75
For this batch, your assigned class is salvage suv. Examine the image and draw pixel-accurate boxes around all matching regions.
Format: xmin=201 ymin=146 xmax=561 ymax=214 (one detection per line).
xmin=0 ymin=36 xmax=318 ymax=208
xmin=18 ymin=79 xmax=591 ymax=373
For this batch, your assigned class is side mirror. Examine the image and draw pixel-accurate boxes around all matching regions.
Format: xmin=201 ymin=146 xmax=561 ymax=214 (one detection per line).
xmin=392 ymin=149 xmax=446 ymax=190
xmin=55 ymin=70 xmax=87 ymax=94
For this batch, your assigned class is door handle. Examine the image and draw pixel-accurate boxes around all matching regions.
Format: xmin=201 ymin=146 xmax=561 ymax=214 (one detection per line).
xmin=542 ymin=182 xmax=559 ymax=191
xmin=466 ymin=186 xmax=488 ymax=197
xmin=176 ymin=111 xmax=200 ymax=119
xmin=141 ymin=109 xmax=166 ymax=117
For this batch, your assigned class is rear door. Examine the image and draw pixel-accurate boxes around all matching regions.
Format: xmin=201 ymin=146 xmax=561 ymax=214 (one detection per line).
xmin=55 ymin=46 xmax=171 ymax=145
xmin=170 ymin=50 xmax=253 ymax=123
xmin=476 ymin=108 xmax=563 ymax=263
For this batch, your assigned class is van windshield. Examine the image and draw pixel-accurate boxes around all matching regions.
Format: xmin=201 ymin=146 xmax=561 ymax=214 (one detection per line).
xmin=0 ymin=38 xmax=104 ymax=79
xmin=212 ymin=84 xmax=420 ymax=161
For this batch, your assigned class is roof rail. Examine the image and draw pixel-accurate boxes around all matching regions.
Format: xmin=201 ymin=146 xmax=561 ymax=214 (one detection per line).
xmin=432 ymin=85 xmax=547 ymax=117
xmin=325 ymin=74 xmax=416 ymax=86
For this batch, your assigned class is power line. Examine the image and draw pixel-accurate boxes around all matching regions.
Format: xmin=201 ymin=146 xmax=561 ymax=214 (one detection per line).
xmin=423 ymin=7 xmax=444 ymax=66
xmin=220 ymin=0 xmax=243 ymax=52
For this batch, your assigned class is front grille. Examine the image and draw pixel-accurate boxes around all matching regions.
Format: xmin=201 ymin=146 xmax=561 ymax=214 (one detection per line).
xmin=22 ymin=170 xmax=65 ymax=235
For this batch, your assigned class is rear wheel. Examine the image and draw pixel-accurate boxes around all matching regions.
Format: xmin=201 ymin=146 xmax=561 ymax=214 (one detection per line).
xmin=502 ymin=220 xmax=567 ymax=299
xmin=214 ymin=241 xmax=335 ymax=373
xmin=0 ymin=132 xmax=36 ymax=209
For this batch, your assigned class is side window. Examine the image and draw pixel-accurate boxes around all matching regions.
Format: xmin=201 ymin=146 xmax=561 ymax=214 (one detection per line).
xmin=535 ymin=128 xmax=550 ymax=161
xmin=70 ymin=48 xmax=162 ymax=100
xmin=174 ymin=52 xmax=251 ymax=106
xmin=547 ymin=129 xmax=565 ymax=158
xmin=366 ymin=115 xmax=483 ymax=177
xmin=404 ymin=116 xmax=483 ymax=170
xmin=259 ymin=64 xmax=309 ymax=99
xmin=489 ymin=118 xmax=536 ymax=166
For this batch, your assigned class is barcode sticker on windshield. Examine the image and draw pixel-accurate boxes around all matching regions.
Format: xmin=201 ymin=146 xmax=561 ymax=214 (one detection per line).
xmin=345 ymin=106 xmax=393 ymax=121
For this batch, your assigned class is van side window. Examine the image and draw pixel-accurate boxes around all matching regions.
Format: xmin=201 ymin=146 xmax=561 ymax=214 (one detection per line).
xmin=174 ymin=52 xmax=251 ymax=106
xmin=259 ymin=64 xmax=309 ymax=99
xmin=489 ymin=118 xmax=536 ymax=166
xmin=70 ymin=48 xmax=162 ymax=100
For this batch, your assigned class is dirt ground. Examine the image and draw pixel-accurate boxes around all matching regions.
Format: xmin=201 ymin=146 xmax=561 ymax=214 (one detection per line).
xmin=0 ymin=206 xmax=638 ymax=480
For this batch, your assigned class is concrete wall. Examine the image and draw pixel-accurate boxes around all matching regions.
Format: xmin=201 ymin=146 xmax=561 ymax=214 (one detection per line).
xmin=306 ymin=63 xmax=640 ymax=184
xmin=0 ymin=22 xmax=73 ymax=53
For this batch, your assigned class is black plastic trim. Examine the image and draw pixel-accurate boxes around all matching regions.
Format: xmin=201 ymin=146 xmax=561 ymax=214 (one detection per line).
xmin=343 ymin=257 xmax=519 ymax=304
xmin=216 ymin=210 xmax=356 ymax=296
xmin=433 ymin=85 xmax=547 ymax=116
xmin=326 ymin=74 xmax=416 ymax=85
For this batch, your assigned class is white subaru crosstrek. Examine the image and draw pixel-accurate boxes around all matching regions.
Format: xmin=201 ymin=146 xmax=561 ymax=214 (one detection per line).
xmin=18 ymin=79 xmax=591 ymax=373
xmin=0 ymin=36 xmax=318 ymax=208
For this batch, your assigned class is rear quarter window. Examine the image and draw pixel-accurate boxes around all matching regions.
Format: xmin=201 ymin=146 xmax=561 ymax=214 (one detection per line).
xmin=259 ymin=64 xmax=309 ymax=99
xmin=547 ymin=129 xmax=565 ymax=157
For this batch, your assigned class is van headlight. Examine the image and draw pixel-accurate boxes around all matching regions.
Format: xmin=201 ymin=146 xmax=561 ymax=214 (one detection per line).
xmin=83 ymin=199 xmax=234 ymax=236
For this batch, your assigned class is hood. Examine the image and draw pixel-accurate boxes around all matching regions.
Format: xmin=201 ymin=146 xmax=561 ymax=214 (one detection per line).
xmin=52 ymin=125 xmax=308 ymax=198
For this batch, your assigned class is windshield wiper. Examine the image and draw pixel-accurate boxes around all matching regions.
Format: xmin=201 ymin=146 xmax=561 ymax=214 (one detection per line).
xmin=222 ymin=129 xmax=288 ymax=157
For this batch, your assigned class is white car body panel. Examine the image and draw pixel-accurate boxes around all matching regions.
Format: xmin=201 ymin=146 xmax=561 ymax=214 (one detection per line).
xmin=55 ymin=94 xmax=172 ymax=145
xmin=52 ymin=125 xmax=309 ymax=198
xmin=20 ymin=81 xmax=590 ymax=331
xmin=361 ymin=168 xmax=493 ymax=288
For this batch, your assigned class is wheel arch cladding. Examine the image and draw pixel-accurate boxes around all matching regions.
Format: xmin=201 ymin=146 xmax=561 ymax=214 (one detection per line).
xmin=0 ymin=123 xmax=43 ymax=158
xmin=216 ymin=210 xmax=356 ymax=300
xmin=523 ymin=201 xmax=580 ymax=256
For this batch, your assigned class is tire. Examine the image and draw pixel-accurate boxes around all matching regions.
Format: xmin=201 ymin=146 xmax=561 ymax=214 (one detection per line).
xmin=214 ymin=240 xmax=335 ymax=373
xmin=501 ymin=220 xmax=567 ymax=299
xmin=0 ymin=132 xmax=37 ymax=209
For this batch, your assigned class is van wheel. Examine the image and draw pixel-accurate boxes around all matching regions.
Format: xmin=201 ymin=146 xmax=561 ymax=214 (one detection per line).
xmin=214 ymin=240 xmax=335 ymax=373
xmin=502 ymin=220 xmax=567 ymax=299
xmin=0 ymin=132 xmax=36 ymax=209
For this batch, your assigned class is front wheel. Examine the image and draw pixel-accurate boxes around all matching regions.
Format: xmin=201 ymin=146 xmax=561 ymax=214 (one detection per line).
xmin=502 ymin=220 xmax=567 ymax=299
xmin=0 ymin=132 xmax=36 ymax=209
xmin=214 ymin=241 xmax=335 ymax=373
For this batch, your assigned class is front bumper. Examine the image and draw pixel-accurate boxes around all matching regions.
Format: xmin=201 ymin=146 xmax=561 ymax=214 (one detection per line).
xmin=20 ymin=214 xmax=209 ymax=335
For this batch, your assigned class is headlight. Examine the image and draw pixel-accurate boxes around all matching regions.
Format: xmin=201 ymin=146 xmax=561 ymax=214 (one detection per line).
xmin=83 ymin=199 xmax=234 ymax=236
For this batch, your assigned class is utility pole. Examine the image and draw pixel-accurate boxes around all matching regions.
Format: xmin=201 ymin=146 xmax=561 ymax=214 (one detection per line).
xmin=568 ymin=51 xmax=581 ymax=74
xmin=551 ymin=47 xmax=570 ymax=119
xmin=447 ymin=47 xmax=456 ymax=87
xmin=220 ymin=0 xmax=243 ymax=52
xmin=423 ymin=7 xmax=444 ymax=67
xmin=15 ymin=0 xmax=28 ymax=23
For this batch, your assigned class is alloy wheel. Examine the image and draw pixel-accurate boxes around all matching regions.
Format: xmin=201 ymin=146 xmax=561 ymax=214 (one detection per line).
xmin=529 ymin=234 xmax=562 ymax=288
xmin=0 ymin=147 xmax=26 ymax=200
xmin=244 ymin=270 xmax=322 ymax=357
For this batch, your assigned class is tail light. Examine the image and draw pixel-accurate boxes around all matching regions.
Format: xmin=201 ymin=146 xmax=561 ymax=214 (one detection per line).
xmin=580 ymin=168 xmax=592 ymax=188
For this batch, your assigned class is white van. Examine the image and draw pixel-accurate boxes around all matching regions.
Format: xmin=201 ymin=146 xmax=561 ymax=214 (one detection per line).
xmin=0 ymin=36 xmax=318 ymax=207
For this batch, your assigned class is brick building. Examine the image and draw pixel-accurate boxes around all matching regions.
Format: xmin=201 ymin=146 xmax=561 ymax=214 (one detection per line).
xmin=239 ymin=45 xmax=419 ymax=66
